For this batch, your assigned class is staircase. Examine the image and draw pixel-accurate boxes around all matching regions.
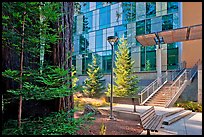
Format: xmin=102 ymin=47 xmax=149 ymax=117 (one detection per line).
xmin=144 ymin=82 xmax=178 ymax=107
xmin=138 ymin=60 xmax=201 ymax=108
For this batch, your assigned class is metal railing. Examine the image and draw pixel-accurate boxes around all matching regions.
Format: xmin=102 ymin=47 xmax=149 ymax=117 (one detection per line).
xmin=186 ymin=59 xmax=201 ymax=81
xmin=169 ymin=61 xmax=186 ymax=81
xmin=165 ymin=69 xmax=188 ymax=107
xmin=138 ymin=72 xmax=168 ymax=105
xmin=165 ymin=60 xmax=201 ymax=107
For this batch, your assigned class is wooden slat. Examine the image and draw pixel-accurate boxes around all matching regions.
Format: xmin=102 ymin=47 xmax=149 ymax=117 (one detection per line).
xmin=141 ymin=108 xmax=155 ymax=121
xmin=151 ymin=115 xmax=163 ymax=131
xmin=148 ymin=115 xmax=160 ymax=131
xmin=155 ymin=115 xmax=165 ymax=131
xmin=141 ymin=106 xmax=154 ymax=118
xmin=142 ymin=111 xmax=155 ymax=126
xmin=143 ymin=115 xmax=157 ymax=129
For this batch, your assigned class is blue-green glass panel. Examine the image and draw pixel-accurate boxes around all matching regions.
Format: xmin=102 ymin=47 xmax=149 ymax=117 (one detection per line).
xmin=83 ymin=12 xmax=93 ymax=33
xmin=146 ymin=19 xmax=151 ymax=34
xmin=146 ymin=2 xmax=156 ymax=18
xmin=95 ymin=30 xmax=103 ymax=52
xmin=162 ymin=14 xmax=173 ymax=31
xmin=136 ymin=20 xmax=145 ymax=35
xmin=99 ymin=6 xmax=110 ymax=29
xmin=96 ymin=2 xmax=103 ymax=9
xmin=167 ymin=2 xmax=178 ymax=14
xmin=114 ymin=24 xmax=127 ymax=39
xmin=167 ymin=43 xmax=179 ymax=70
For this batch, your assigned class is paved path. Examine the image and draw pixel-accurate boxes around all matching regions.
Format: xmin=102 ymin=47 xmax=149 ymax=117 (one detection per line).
xmin=99 ymin=104 xmax=202 ymax=135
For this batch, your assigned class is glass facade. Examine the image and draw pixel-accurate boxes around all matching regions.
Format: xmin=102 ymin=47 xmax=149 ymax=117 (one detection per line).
xmin=73 ymin=2 xmax=181 ymax=75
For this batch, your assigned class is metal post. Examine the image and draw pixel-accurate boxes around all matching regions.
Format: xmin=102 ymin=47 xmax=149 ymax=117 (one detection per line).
xmin=156 ymin=43 xmax=162 ymax=85
xmin=107 ymin=36 xmax=118 ymax=120
xmin=109 ymin=43 xmax=115 ymax=120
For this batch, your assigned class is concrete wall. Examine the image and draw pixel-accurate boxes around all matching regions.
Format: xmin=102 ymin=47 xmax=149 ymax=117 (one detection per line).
xmin=182 ymin=2 xmax=202 ymax=68
xmin=177 ymin=75 xmax=198 ymax=102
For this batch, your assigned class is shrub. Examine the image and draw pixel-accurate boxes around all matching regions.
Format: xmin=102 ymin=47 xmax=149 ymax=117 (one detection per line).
xmin=2 ymin=110 xmax=95 ymax=135
xmin=175 ymin=101 xmax=202 ymax=112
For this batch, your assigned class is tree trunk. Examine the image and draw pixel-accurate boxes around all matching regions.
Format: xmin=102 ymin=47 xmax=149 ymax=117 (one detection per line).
xmin=18 ymin=9 xmax=26 ymax=128
xmin=63 ymin=2 xmax=74 ymax=113
xmin=67 ymin=2 xmax=74 ymax=111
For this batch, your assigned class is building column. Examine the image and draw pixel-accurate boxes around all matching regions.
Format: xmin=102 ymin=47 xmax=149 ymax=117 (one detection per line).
xmin=156 ymin=46 xmax=162 ymax=84
xmin=198 ymin=64 xmax=202 ymax=104
xmin=76 ymin=55 xmax=82 ymax=75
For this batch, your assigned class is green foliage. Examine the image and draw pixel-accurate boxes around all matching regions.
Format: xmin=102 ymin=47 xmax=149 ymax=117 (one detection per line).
xmin=106 ymin=38 xmax=139 ymax=97
xmin=175 ymin=101 xmax=202 ymax=112
xmin=2 ymin=66 xmax=79 ymax=100
xmin=2 ymin=110 xmax=95 ymax=135
xmin=83 ymin=55 xmax=105 ymax=97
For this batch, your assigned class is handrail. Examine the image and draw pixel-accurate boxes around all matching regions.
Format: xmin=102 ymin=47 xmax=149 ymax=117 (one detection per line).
xmin=165 ymin=69 xmax=187 ymax=107
xmin=138 ymin=71 xmax=168 ymax=105
xmin=186 ymin=59 xmax=200 ymax=81
xmin=170 ymin=61 xmax=186 ymax=81
xmin=165 ymin=59 xmax=201 ymax=107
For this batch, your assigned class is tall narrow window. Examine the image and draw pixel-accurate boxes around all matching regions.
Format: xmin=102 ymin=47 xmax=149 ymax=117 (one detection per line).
xmin=167 ymin=43 xmax=178 ymax=70
xmin=146 ymin=19 xmax=151 ymax=34
xmin=167 ymin=2 xmax=178 ymax=14
xmin=79 ymin=34 xmax=89 ymax=54
xmin=162 ymin=14 xmax=173 ymax=31
xmin=122 ymin=2 xmax=132 ymax=24
xmin=83 ymin=12 xmax=92 ymax=33
xmin=95 ymin=30 xmax=103 ymax=52
xmin=136 ymin=20 xmax=145 ymax=35
xmin=146 ymin=2 xmax=156 ymax=18
xmin=114 ymin=24 xmax=127 ymax=39
xmin=99 ymin=6 xmax=110 ymax=29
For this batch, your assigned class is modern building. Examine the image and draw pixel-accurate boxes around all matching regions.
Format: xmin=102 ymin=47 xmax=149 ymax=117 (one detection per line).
xmin=72 ymin=2 xmax=202 ymax=87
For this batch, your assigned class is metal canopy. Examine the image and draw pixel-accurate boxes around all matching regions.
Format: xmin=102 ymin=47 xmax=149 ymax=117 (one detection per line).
xmin=135 ymin=24 xmax=202 ymax=46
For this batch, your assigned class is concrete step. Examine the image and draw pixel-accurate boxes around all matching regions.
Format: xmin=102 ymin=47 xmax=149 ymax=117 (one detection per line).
xmin=164 ymin=108 xmax=184 ymax=117
xmin=163 ymin=110 xmax=192 ymax=125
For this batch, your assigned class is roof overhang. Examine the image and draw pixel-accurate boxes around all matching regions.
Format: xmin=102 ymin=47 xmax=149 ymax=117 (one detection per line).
xmin=135 ymin=24 xmax=202 ymax=46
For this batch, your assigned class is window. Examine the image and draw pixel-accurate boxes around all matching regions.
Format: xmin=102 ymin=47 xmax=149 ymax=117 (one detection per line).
xmin=82 ymin=53 xmax=92 ymax=74
xmin=99 ymin=6 xmax=110 ymax=29
xmin=80 ymin=2 xmax=89 ymax=13
xmin=167 ymin=2 xmax=178 ymax=14
xmin=146 ymin=19 xmax=151 ymax=34
xmin=167 ymin=43 xmax=178 ymax=70
xmin=162 ymin=14 xmax=173 ymax=31
xmin=96 ymin=2 xmax=103 ymax=9
xmin=114 ymin=24 xmax=127 ymax=39
xmin=79 ymin=34 xmax=89 ymax=54
xmin=122 ymin=2 xmax=136 ymax=23
xmin=146 ymin=2 xmax=156 ymax=18
xmin=95 ymin=30 xmax=103 ymax=52
xmin=83 ymin=12 xmax=92 ymax=33
xmin=140 ymin=46 xmax=156 ymax=71
xmin=136 ymin=20 xmax=145 ymax=35
xmin=102 ymin=54 xmax=112 ymax=73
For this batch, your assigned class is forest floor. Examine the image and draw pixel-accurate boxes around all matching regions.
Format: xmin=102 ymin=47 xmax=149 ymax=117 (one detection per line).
xmin=75 ymin=112 xmax=143 ymax=135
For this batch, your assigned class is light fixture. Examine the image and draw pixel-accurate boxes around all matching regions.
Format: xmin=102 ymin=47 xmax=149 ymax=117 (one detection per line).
xmin=107 ymin=36 xmax=118 ymax=120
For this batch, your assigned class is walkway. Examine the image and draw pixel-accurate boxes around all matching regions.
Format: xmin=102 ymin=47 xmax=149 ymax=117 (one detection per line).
xmin=98 ymin=104 xmax=202 ymax=135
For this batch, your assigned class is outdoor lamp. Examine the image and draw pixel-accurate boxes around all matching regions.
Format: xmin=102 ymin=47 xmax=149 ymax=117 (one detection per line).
xmin=107 ymin=36 xmax=118 ymax=120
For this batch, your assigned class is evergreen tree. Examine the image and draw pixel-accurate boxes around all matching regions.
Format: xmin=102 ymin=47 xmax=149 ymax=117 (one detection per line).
xmin=83 ymin=54 xmax=105 ymax=97
xmin=106 ymin=38 xmax=139 ymax=97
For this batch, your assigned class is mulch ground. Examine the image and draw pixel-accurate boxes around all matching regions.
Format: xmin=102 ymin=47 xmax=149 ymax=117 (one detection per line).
xmin=76 ymin=113 xmax=143 ymax=135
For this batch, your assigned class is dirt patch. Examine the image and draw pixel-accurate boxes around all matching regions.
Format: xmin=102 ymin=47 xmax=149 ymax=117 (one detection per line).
xmin=76 ymin=113 xmax=143 ymax=135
